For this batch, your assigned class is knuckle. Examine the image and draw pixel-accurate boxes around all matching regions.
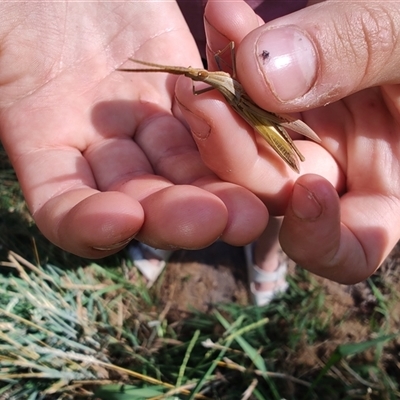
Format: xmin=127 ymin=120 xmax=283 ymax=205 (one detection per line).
xmin=358 ymin=4 xmax=398 ymax=81
xmin=321 ymin=3 xmax=399 ymax=88
xmin=346 ymin=4 xmax=398 ymax=85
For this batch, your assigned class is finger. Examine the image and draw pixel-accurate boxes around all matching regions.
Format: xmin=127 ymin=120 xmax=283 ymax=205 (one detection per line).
xmin=134 ymin=112 xmax=212 ymax=185
xmin=0 ymin=0 xmax=234 ymax=257
xmin=34 ymin=188 xmax=145 ymax=258
xmin=204 ymin=0 xmax=261 ymax=71
xmin=280 ymin=174 xmax=400 ymax=284
xmin=233 ymin=1 xmax=400 ymax=112
xmin=132 ymin=112 xmax=270 ymax=245
xmin=133 ymin=184 xmax=229 ymax=249
xmin=4 ymin=103 xmax=230 ymax=257
xmin=10 ymin=145 xmax=145 ymax=258
xmin=175 ymin=75 xmax=341 ymax=215
xmin=22 ymin=147 xmax=232 ymax=256
xmin=90 ymin=101 xmax=269 ymax=246
xmin=195 ymin=177 xmax=269 ymax=245
xmin=22 ymin=144 xmax=233 ymax=254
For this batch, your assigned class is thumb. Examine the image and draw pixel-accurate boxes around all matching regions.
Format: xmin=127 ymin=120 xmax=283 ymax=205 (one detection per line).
xmin=279 ymin=174 xmax=366 ymax=284
xmin=236 ymin=2 xmax=400 ymax=111
xmin=279 ymin=174 xmax=400 ymax=284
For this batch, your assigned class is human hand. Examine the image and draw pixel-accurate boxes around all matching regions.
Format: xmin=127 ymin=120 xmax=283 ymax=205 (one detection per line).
xmin=176 ymin=0 xmax=400 ymax=284
xmin=0 ymin=1 xmax=268 ymax=258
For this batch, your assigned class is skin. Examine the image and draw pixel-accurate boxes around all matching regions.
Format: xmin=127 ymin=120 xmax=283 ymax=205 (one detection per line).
xmin=2 ymin=0 xmax=400 ymax=287
xmin=176 ymin=0 xmax=400 ymax=284
xmin=0 ymin=1 xmax=268 ymax=258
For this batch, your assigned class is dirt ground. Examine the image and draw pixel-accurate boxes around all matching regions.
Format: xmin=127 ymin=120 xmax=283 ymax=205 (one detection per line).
xmin=155 ymin=240 xmax=400 ymax=390
xmin=158 ymin=242 xmax=250 ymax=314
xmin=158 ymin=240 xmax=400 ymax=317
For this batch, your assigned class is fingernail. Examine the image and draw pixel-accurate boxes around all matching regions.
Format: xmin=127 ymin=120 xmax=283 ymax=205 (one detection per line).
xmin=292 ymin=183 xmax=321 ymax=219
xmin=186 ymin=111 xmax=211 ymax=140
xmin=256 ymin=26 xmax=317 ymax=101
xmin=92 ymin=235 xmax=134 ymax=251
xmin=176 ymin=96 xmax=211 ymax=140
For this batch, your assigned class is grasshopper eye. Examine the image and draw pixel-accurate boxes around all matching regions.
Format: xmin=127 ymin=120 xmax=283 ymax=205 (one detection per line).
xmin=197 ymin=70 xmax=209 ymax=78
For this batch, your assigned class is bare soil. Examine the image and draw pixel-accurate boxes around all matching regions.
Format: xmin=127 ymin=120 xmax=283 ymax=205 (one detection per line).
xmin=158 ymin=241 xmax=400 ymax=317
xmin=155 ymin=240 xmax=400 ymax=393
xmin=158 ymin=242 xmax=249 ymax=315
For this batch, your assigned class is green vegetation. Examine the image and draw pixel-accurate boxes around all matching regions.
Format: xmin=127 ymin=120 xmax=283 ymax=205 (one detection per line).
xmin=0 ymin=147 xmax=399 ymax=399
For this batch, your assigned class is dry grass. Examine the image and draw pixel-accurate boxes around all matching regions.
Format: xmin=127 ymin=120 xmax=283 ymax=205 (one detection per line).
xmin=0 ymin=146 xmax=399 ymax=399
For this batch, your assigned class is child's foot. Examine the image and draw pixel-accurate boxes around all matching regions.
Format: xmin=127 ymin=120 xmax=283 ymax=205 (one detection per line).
xmin=128 ymin=242 xmax=173 ymax=287
xmin=245 ymin=244 xmax=289 ymax=306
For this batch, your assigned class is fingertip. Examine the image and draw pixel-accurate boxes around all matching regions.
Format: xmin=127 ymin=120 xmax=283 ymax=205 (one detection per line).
xmin=238 ymin=3 xmax=400 ymax=111
xmin=204 ymin=0 xmax=259 ymax=52
xmin=198 ymin=179 xmax=269 ymax=245
xmin=285 ymin=173 xmax=340 ymax=222
xmin=36 ymin=191 xmax=145 ymax=258
xmin=282 ymin=176 xmax=400 ymax=284
xmin=280 ymin=174 xmax=341 ymax=274
xmin=291 ymin=181 xmax=323 ymax=220
xmin=175 ymin=75 xmax=254 ymax=168
xmin=238 ymin=26 xmax=318 ymax=106
xmin=137 ymin=184 xmax=228 ymax=249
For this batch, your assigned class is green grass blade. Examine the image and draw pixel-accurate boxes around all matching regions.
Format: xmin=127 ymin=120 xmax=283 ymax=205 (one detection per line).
xmin=309 ymin=332 xmax=399 ymax=393
xmin=95 ymin=384 xmax=166 ymax=399
xmin=176 ymin=329 xmax=200 ymax=387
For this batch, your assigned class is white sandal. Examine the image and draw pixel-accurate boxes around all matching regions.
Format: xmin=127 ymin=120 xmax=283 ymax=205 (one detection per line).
xmin=244 ymin=244 xmax=289 ymax=306
xmin=128 ymin=242 xmax=173 ymax=287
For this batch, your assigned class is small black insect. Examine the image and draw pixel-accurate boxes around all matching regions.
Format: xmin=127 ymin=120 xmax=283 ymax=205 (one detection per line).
xmin=260 ymin=50 xmax=270 ymax=61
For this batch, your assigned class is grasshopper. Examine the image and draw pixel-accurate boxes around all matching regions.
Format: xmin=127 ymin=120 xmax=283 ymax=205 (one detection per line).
xmin=118 ymin=43 xmax=320 ymax=173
